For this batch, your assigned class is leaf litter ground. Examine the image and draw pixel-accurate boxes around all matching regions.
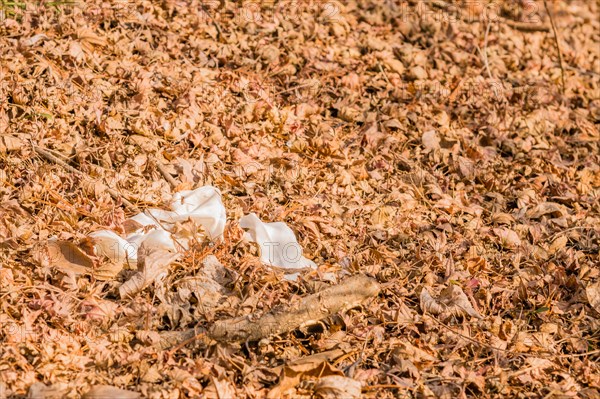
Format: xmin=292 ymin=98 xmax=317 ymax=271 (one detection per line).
xmin=0 ymin=0 xmax=599 ymax=398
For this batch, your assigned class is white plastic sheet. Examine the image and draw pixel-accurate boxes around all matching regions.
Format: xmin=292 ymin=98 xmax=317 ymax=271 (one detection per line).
xmin=239 ymin=213 xmax=316 ymax=279
xmin=87 ymin=186 xmax=316 ymax=288
xmin=90 ymin=186 xmax=226 ymax=267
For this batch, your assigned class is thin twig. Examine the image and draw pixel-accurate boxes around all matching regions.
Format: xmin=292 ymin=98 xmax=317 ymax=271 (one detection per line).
xmin=153 ymin=157 xmax=179 ymax=189
xmin=199 ymin=2 xmax=224 ymax=42
xmin=363 ymin=384 xmax=410 ymax=391
xmin=166 ymin=327 xmax=209 ymax=356
xmin=502 ymin=17 xmax=550 ymax=32
xmin=431 ymin=1 xmax=550 ymax=32
xmin=483 ymin=20 xmax=493 ymax=79
xmin=428 ymin=315 xmax=600 ymax=360
xmin=543 ymin=0 xmax=566 ymax=95
xmin=32 ymin=144 xmax=140 ymax=213
xmin=377 ymin=62 xmax=392 ymax=86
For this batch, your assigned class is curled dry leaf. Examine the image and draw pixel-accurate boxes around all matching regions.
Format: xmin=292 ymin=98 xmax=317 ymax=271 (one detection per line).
xmin=239 ymin=213 xmax=316 ymax=279
xmin=526 ymin=202 xmax=566 ymax=219
xmin=493 ymin=227 xmax=522 ymax=249
xmin=204 ymin=377 xmax=237 ymax=399
xmin=384 ymin=58 xmax=405 ymax=75
xmin=119 ymin=247 xmax=180 ymax=298
xmin=268 ymin=361 xmax=343 ymax=399
xmin=82 ymin=385 xmax=140 ymax=399
xmin=585 ymin=281 xmax=600 ymax=314
xmin=93 ymin=261 xmax=126 ymax=281
xmin=175 ymin=255 xmax=231 ymax=310
xmin=420 ymin=286 xmax=483 ymax=319
xmin=420 ymin=288 xmax=445 ymax=315
xmin=548 ymin=235 xmax=568 ymax=255
xmin=421 ymin=130 xmax=440 ymax=152
xmin=491 ymin=212 xmax=515 ymax=225
xmin=201 ymin=254 xmax=235 ymax=286
xmin=89 ymin=230 xmax=138 ymax=267
xmin=314 ymin=375 xmax=362 ymax=399
xmin=44 ymin=240 xmax=94 ymax=275
xmin=177 ymin=276 xmax=225 ymax=309
xmin=0 ymin=135 xmax=23 ymax=153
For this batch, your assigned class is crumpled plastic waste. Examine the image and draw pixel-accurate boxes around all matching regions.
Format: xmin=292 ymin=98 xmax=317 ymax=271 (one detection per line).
xmin=239 ymin=213 xmax=317 ymax=280
xmin=89 ymin=186 xmax=226 ymax=267
xmin=86 ymin=186 xmax=315 ymax=288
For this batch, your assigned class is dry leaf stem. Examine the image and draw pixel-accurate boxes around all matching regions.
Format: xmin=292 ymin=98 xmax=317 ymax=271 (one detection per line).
xmin=543 ymin=0 xmax=566 ymax=94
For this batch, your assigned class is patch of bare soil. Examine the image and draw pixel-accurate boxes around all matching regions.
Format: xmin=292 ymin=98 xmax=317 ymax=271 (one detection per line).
xmin=1 ymin=0 xmax=599 ymax=398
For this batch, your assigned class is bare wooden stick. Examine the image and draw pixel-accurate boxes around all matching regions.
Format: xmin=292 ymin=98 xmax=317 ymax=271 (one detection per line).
xmin=543 ymin=0 xmax=566 ymax=95
xmin=153 ymin=157 xmax=179 ymax=189
xmin=502 ymin=17 xmax=550 ymax=33
xmin=199 ymin=2 xmax=224 ymax=42
xmin=161 ymin=275 xmax=381 ymax=348
xmin=431 ymin=1 xmax=550 ymax=32
xmin=377 ymin=62 xmax=392 ymax=86
xmin=482 ymin=20 xmax=493 ymax=79
xmin=208 ymin=275 xmax=380 ymax=342
xmin=32 ymin=145 xmax=140 ymax=213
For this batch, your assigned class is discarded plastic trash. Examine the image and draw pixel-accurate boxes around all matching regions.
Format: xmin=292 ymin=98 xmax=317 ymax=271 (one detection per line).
xmin=239 ymin=213 xmax=317 ymax=280
xmin=82 ymin=186 xmax=314 ymax=290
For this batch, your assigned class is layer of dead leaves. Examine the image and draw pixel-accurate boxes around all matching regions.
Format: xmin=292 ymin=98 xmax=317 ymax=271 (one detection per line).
xmin=1 ymin=0 xmax=599 ymax=398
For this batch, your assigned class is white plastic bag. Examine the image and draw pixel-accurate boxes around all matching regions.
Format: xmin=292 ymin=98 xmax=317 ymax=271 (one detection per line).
xmin=89 ymin=186 xmax=226 ymax=266
xmin=239 ymin=213 xmax=316 ymax=279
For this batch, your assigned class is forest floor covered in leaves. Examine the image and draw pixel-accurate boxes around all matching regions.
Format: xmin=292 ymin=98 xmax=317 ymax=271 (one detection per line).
xmin=1 ymin=0 xmax=599 ymax=398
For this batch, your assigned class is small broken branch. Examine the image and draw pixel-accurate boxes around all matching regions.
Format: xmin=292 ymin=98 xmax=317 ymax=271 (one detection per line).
xmin=543 ymin=0 xmax=566 ymax=94
xmin=209 ymin=275 xmax=380 ymax=342
xmin=33 ymin=145 xmax=141 ymax=213
xmin=199 ymin=2 xmax=224 ymax=42
xmin=502 ymin=17 xmax=550 ymax=33
xmin=431 ymin=1 xmax=550 ymax=32
xmin=153 ymin=157 xmax=179 ymax=189
xmin=162 ymin=275 xmax=380 ymax=349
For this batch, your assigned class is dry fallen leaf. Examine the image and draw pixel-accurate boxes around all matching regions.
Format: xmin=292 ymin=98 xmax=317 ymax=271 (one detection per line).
xmin=82 ymin=385 xmax=140 ymax=399
xmin=268 ymin=361 xmax=343 ymax=399
xmin=204 ymin=377 xmax=237 ymax=399
xmin=422 ymin=130 xmax=441 ymax=152
xmin=314 ymin=375 xmax=362 ymax=399
xmin=44 ymin=240 xmax=94 ymax=275
xmin=177 ymin=276 xmax=225 ymax=308
xmin=1 ymin=0 xmax=598 ymax=397
xmin=119 ymin=246 xmax=179 ymax=298
xmin=421 ymin=286 xmax=483 ymax=319
xmin=548 ymin=235 xmax=568 ymax=255
xmin=420 ymin=287 xmax=446 ymax=315
xmin=27 ymin=382 xmax=67 ymax=399
xmin=0 ymin=135 xmax=23 ymax=153
xmin=493 ymin=227 xmax=522 ymax=249
xmin=585 ymin=281 xmax=600 ymax=314
xmin=526 ymin=202 xmax=566 ymax=219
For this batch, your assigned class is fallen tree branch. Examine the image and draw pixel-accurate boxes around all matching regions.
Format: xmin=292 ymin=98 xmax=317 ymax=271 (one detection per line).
xmin=209 ymin=274 xmax=380 ymax=342
xmin=161 ymin=275 xmax=380 ymax=349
